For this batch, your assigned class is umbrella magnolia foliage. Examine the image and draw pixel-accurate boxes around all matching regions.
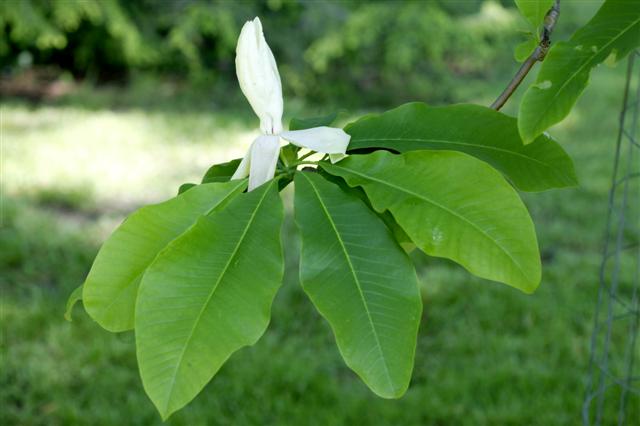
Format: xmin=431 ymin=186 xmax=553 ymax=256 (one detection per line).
xmin=66 ymin=0 xmax=640 ymax=419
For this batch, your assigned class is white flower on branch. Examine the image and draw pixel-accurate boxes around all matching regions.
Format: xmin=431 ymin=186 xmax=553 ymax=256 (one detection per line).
xmin=231 ymin=17 xmax=350 ymax=191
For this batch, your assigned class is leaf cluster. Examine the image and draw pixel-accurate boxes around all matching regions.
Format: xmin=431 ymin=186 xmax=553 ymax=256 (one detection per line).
xmin=64 ymin=0 xmax=640 ymax=419
xmin=67 ymin=101 xmax=578 ymax=418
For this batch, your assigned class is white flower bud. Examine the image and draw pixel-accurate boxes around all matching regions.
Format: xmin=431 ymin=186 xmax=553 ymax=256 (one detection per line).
xmin=235 ymin=17 xmax=283 ymax=135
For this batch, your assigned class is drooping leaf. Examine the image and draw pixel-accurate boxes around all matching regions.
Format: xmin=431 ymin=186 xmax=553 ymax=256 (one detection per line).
xmin=136 ymin=180 xmax=284 ymax=419
xmin=322 ymin=151 xmax=541 ymax=293
xmin=294 ymin=172 xmax=421 ymax=398
xmin=83 ymin=180 xmax=246 ymax=332
xmin=346 ymin=103 xmax=577 ymax=192
xmin=289 ymin=111 xmax=338 ymax=131
xmin=518 ymin=0 xmax=640 ymax=143
xmin=64 ymin=285 xmax=83 ymax=322
xmin=515 ymin=0 xmax=554 ymax=32
xmin=177 ymin=183 xmax=196 ymax=194
xmin=201 ymin=158 xmax=242 ymax=183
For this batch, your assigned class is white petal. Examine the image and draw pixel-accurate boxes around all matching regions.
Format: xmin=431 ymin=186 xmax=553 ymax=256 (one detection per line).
xmin=231 ymin=149 xmax=251 ymax=180
xmin=280 ymin=126 xmax=350 ymax=154
xmin=236 ymin=17 xmax=283 ymax=135
xmin=248 ymin=135 xmax=280 ymax=191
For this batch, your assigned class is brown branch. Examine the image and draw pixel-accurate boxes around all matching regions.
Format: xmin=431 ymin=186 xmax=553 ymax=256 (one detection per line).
xmin=490 ymin=0 xmax=560 ymax=111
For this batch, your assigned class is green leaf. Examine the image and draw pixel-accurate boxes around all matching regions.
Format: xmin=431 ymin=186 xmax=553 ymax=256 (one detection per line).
xmin=177 ymin=183 xmax=196 ymax=195
xmin=280 ymin=143 xmax=299 ymax=166
xmin=318 ymin=169 xmax=415 ymax=252
xmin=289 ymin=112 xmax=338 ymax=131
xmin=515 ymin=0 xmax=554 ymax=31
xmin=136 ymin=180 xmax=284 ymax=419
xmin=83 ymin=180 xmax=246 ymax=332
xmin=346 ymin=103 xmax=577 ymax=192
xmin=515 ymin=36 xmax=538 ymax=62
xmin=519 ymin=0 xmax=640 ymax=143
xmin=322 ymin=151 xmax=541 ymax=293
xmin=201 ymin=158 xmax=242 ymax=183
xmin=64 ymin=285 xmax=83 ymax=322
xmin=294 ymin=172 xmax=421 ymax=398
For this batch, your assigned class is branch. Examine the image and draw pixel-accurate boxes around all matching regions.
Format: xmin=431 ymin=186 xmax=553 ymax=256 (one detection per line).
xmin=490 ymin=0 xmax=560 ymax=111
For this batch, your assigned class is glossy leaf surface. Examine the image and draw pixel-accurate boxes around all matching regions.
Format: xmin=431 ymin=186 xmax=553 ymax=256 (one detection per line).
xmin=322 ymin=151 xmax=541 ymax=293
xmin=318 ymin=169 xmax=415 ymax=251
xmin=136 ymin=181 xmax=284 ymax=419
xmin=294 ymin=172 xmax=421 ymax=398
xmin=346 ymin=103 xmax=577 ymax=192
xmin=83 ymin=180 xmax=246 ymax=331
xmin=289 ymin=112 xmax=338 ymax=131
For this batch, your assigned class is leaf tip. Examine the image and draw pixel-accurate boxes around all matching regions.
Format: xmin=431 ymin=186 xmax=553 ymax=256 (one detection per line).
xmin=64 ymin=284 xmax=84 ymax=322
xmin=371 ymin=381 xmax=410 ymax=400
xmin=519 ymin=273 xmax=541 ymax=295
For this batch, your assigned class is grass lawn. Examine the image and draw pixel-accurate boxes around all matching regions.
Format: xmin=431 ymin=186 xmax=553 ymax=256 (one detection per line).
xmin=1 ymin=63 xmax=637 ymax=425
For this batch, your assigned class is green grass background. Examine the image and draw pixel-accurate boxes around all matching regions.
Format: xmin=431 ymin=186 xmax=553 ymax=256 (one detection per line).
xmin=1 ymin=63 xmax=637 ymax=425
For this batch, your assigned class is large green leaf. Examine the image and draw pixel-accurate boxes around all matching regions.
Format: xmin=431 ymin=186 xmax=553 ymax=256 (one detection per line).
xmin=294 ymin=172 xmax=421 ymax=398
xmin=518 ymin=0 xmax=640 ymax=143
xmin=322 ymin=151 xmax=541 ymax=293
xmin=515 ymin=0 xmax=554 ymax=31
xmin=346 ymin=103 xmax=577 ymax=192
xmin=83 ymin=180 xmax=246 ymax=332
xmin=136 ymin=181 xmax=284 ymax=419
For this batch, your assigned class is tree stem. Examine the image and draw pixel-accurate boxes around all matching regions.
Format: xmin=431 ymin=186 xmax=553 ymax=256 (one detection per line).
xmin=490 ymin=0 xmax=560 ymax=111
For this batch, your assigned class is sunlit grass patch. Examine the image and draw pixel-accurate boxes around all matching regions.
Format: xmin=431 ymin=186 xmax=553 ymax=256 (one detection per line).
xmin=2 ymin=102 xmax=254 ymax=207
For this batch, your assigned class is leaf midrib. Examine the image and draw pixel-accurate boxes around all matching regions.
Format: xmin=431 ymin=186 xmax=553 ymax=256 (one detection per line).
xmin=96 ymin=181 xmax=246 ymax=321
xmin=351 ymin=137 xmax=552 ymax=168
xmin=526 ymin=15 xmax=640 ymax=134
xmin=326 ymin=163 xmax=530 ymax=283
xmin=162 ymin=181 xmax=273 ymax=411
xmin=301 ymin=173 xmax=396 ymax=393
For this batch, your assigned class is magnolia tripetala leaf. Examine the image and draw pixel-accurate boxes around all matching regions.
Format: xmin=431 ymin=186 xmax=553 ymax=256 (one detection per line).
xmin=322 ymin=150 xmax=541 ymax=293
xmin=518 ymin=0 xmax=640 ymax=142
xmin=136 ymin=181 xmax=284 ymax=419
xmin=294 ymin=172 xmax=421 ymax=398
xmin=346 ymin=103 xmax=577 ymax=192
xmin=83 ymin=180 xmax=246 ymax=331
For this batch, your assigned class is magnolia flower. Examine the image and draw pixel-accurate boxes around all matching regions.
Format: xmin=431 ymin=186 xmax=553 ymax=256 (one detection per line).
xmin=231 ymin=17 xmax=350 ymax=191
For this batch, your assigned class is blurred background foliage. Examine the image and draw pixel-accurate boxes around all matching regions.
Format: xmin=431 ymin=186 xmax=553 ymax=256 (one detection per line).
xmin=1 ymin=0 xmax=599 ymax=107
